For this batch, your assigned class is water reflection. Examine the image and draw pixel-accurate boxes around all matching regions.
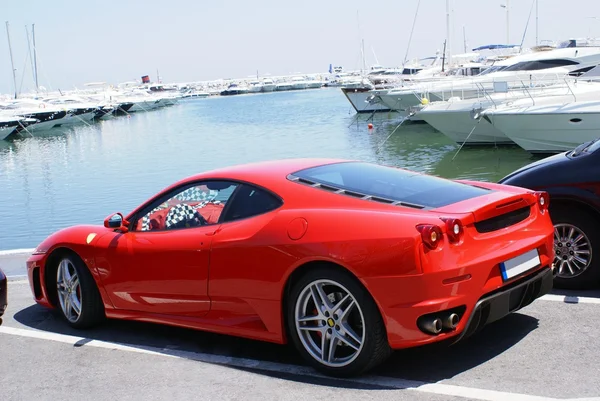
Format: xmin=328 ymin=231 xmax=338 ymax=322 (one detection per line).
xmin=357 ymin=116 xmax=539 ymax=182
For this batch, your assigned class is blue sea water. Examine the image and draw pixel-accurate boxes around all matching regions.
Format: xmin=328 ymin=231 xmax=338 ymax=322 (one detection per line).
xmin=0 ymin=88 xmax=537 ymax=250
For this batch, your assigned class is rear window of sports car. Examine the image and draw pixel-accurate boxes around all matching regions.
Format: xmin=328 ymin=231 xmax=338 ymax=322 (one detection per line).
xmin=289 ymin=162 xmax=491 ymax=209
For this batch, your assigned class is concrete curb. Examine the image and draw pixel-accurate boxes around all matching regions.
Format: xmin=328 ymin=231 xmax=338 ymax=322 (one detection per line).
xmin=0 ymin=249 xmax=35 ymax=256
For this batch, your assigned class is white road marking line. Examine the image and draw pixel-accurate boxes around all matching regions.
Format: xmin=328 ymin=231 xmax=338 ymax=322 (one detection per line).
xmin=0 ymin=325 xmax=561 ymax=401
xmin=0 ymin=326 xmax=172 ymax=357
xmin=540 ymin=294 xmax=600 ymax=304
xmin=0 ymin=248 xmax=34 ymax=256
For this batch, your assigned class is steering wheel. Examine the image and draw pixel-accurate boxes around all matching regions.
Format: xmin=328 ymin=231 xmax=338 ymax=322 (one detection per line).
xmin=165 ymin=203 xmax=208 ymax=230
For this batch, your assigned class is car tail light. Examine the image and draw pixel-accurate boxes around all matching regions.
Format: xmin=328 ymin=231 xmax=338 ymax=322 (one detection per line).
xmin=534 ymin=191 xmax=549 ymax=212
xmin=416 ymin=224 xmax=443 ymax=250
xmin=442 ymin=218 xmax=464 ymax=243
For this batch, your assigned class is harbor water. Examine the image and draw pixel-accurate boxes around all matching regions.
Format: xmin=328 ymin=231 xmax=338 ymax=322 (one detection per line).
xmin=0 ymin=88 xmax=540 ymax=250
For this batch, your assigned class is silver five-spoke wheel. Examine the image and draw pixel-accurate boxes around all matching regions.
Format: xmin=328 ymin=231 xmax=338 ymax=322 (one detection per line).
xmin=294 ymin=279 xmax=365 ymax=368
xmin=554 ymin=223 xmax=592 ymax=279
xmin=57 ymin=258 xmax=82 ymax=323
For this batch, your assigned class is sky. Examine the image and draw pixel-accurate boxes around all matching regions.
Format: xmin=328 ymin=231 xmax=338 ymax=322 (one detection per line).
xmin=1 ymin=0 xmax=600 ymax=94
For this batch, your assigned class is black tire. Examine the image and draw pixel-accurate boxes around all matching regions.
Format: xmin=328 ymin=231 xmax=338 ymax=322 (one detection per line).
xmin=54 ymin=252 xmax=105 ymax=329
xmin=286 ymin=266 xmax=392 ymax=377
xmin=551 ymin=205 xmax=600 ymax=290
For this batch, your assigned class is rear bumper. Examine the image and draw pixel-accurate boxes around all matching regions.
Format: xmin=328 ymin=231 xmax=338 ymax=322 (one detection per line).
xmin=0 ymin=270 xmax=7 ymax=317
xmin=453 ymin=266 xmax=553 ymax=343
xmin=364 ymin=262 xmax=553 ymax=349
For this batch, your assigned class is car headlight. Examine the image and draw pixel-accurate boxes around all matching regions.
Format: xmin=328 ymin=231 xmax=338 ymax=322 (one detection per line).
xmin=32 ymin=247 xmax=48 ymax=255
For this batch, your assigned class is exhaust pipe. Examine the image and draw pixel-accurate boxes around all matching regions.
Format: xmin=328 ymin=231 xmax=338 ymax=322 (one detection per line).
xmin=442 ymin=313 xmax=460 ymax=331
xmin=420 ymin=317 xmax=443 ymax=335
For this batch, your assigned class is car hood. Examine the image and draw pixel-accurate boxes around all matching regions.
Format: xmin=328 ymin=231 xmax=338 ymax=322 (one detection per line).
xmin=33 ymin=224 xmax=113 ymax=254
xmin=499 ymin=152 xmax=570 ymax=184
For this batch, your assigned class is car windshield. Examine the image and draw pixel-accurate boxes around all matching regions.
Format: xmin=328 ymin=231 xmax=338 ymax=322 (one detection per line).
xmin=291 ymin=162 xmax=491 ymax=208
xmin=570 ymin=138 xmax=600 ymax=156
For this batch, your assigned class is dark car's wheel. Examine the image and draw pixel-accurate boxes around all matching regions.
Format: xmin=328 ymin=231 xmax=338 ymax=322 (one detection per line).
xmin=287 ymin=267 xmax=391 ymax=377
xmin=551 ymin=206 xmax=600 ymax=289
xmin=55 ymin=253 xmax=105 ymax=328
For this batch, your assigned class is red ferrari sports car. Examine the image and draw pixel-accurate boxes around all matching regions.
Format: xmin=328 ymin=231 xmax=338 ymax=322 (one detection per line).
xmin=26 ymin=159 xmax=555 ymax=377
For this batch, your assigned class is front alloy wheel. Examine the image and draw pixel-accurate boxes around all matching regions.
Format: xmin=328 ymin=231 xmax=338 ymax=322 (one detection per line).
xmin=57 ymin=258 xmax=82 ymax=323
xmin=54 ymin=253 xmax=105 ymax=328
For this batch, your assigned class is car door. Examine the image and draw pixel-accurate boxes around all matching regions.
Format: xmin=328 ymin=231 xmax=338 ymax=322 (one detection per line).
xmin=95 ymin=180 xmax=238 ymax=317
xmin=207 ymin=183 xmax=285 ymax=312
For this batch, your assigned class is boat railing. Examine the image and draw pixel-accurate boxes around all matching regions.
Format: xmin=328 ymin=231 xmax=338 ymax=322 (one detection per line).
xmin=518 ymin=81 xmax=537 ymax=106
xmin=411 ymin=72 xmax=592 ymax=105
xmin=564 ymin=78 xmax=577 ymax=103
xmin=474 ymin=82 xmax=498 ymax=108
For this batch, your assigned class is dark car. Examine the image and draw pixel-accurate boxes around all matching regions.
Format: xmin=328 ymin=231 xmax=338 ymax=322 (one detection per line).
xmin=0 ymin=267 xmax=6 ymax=318
xmin=499 ymin=138 xmax=600 ymax=290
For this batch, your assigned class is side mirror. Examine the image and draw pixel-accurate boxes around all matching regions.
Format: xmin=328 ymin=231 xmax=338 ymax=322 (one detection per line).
xmin=104 ymin=213 xmax=130 ymax=233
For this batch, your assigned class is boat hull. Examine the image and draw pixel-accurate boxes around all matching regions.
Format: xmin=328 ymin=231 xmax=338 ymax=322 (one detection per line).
xmin=0 ymin=120 xmax=22 ymax=140
xmin=418 ymin=107 xmax=513 ymax=145
xmin=488 ymin=110 xmax=600 ymax=153
xmin=341 ymin=88 xmax=392 ymax=113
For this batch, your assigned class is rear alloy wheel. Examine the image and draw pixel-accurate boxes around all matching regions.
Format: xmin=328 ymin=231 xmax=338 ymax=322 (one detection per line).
xmin=55 ymin=253 xmax=105 ymax=328
xmin=287 ymin=268 xmax=391 ymax=377
xmin=551 ymin=207 xmax=600 ymax=289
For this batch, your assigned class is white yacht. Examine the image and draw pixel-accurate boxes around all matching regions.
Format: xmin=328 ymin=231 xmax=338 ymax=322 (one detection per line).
xmin=375 ymin=42 xmax=600 ymax=115
xmin=341 ymin=62 xmax=486 ymax=114
xmin=0 ymin=99 xmax=69 ymax=132
xmin=261 ymin=79 xmax=277 ymax=92
xmin=140 ymin=83 xmax=181 ymax=106
xmin=0 ymin=114 xmax=36 ymax=140
xmin=304 ymin=77 xmax=323 ymax=89
xmin=220 ymin=83 xmax=249 ymax=96
xmin=42 ymin=95 xmax=99 ymax=124
xmin=290 ymin=76 xmax=308 ymax=90
xmin=247 ymin=80 xmax=263 ymax=93
xmin=415 ymin=79 xmax=600 ymax=145
xmin=275 ymin=80 xmax=294 ymax=91
xmin=481 ymin=81 xmax=600 ymax=154
xmin=117 ymin=90 xmax=163 ymax=111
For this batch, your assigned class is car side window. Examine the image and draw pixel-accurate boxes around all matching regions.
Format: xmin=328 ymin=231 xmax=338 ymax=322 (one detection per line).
xmin=222 ymin=184 xmax=282 ymax=222
xmin=135 ymin=181 xmax=238 ymax=232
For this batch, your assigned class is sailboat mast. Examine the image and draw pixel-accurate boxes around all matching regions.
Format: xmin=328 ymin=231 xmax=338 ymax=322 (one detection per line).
xmin=5 ymin=21 xmax=18 ymax=99
xmin=446 ymin=0 xmax=451 ymax=65
xmin=361 ymin=39 xmax=366 ymax=72
xmin=535 ymin=0 xmax=539 ymax=45
xmin=506 ymin=0 xmax=510 ymax=44
xmin=33 ymin=23 xmax=39 ymax=90
xmin=25 ymin=26 xmax=35 ymax=87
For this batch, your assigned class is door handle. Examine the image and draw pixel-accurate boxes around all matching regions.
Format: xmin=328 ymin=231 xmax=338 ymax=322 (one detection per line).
xmin=205 ymin=227 xmax=222 ymax=236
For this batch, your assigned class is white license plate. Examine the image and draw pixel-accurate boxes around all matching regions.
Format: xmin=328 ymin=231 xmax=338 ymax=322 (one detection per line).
xmin=499 ymin=248 xmax=541 ymax=281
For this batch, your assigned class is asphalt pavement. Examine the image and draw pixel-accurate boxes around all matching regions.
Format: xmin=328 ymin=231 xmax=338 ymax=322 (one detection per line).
xmin=1 ymin=252 xmax=600 ymax=401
